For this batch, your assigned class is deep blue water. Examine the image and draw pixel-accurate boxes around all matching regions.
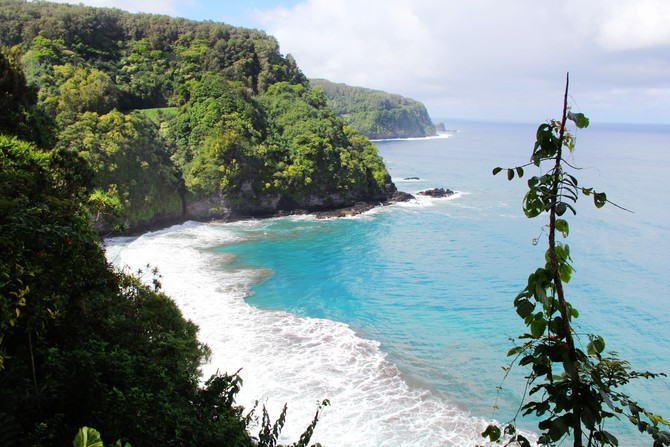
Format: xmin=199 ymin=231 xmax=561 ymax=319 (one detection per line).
xmin=220 ymin=120 xmax=670 ymax=441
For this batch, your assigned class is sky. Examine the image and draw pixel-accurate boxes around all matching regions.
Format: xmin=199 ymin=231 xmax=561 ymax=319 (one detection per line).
xmin=48 ymin=0 xmax=670 ymax=124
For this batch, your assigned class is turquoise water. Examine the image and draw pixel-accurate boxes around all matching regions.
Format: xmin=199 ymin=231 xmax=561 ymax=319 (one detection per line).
xmin=223 ymin=121 xmax=670 ymax=439
xmin=109 ymin=120 xmax=670 ymax=445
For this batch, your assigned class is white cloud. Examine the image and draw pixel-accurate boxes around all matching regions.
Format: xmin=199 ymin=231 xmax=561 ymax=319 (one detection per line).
xmin=566 ymin=0 xmax=670 ymax=51
xmin=257 ymin=0 xmax=670 ymax=123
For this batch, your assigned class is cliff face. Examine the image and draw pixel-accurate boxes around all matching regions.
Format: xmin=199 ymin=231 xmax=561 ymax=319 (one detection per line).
xmin=309 ymin=79 xmax=436 ymax=139
xmin=1 ymin=1 xmax=394 ymax=233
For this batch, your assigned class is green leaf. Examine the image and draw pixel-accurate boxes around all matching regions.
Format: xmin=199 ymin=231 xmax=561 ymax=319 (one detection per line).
xmin=516 ymin=299 xmax=535 ymax=318
xmin=516 ymin=167 xmax=524 ymax=178
xmin=482 ymin=424 xmax=501 ymax=442
xmin=73 ymin=427 xmax=104 ymax=447
xmin=549 ymin=415 xmax=570 ymax=441
xmin=530 ymin=316 xmax=547 ymax=338
xmin=507 ymin=346 xmax=524 ymax=356
xmin=568 ymin=111 xmax=590 ymax=129
xmin=556 ymin=202 xmax=567 ymax=216
xmin=555 ymin=219 xmax=569 ymax=237
xmin=535 ymin=283 xmax=548 ymax=306
xmin=593 ymin=335 xmax=605 ymax=353
xmin=594 ymin=192 xmax=607 ymax=208
xmin=492 ymin=167 xmax=503 ymax=175
xmin=507 ymin=168 xmax=514 ymax=180
xmin=602 ymin=430 xmax=619 ymax=446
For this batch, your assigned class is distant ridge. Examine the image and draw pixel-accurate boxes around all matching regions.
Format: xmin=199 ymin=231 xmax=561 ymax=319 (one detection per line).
xmin=310 ymin=79 xmax=436 ymax=139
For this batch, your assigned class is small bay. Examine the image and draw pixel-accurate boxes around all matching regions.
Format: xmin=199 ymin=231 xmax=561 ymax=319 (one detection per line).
xmin=108 ymin=120 xmax=670 ymax=446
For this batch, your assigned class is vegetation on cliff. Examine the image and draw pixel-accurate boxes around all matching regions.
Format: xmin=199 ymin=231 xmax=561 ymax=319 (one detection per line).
xmin=309 ymin=78 xmax=436 ymax=140
xmin=0 ymin=133 xmax=252 ymax=445
xmin=0 ymin=45 xmax=325 ymax=447
xmin=0 ymin=2 xmax=372 ymax=442
xmin=0 ymin=0 xmax=391 ymax=231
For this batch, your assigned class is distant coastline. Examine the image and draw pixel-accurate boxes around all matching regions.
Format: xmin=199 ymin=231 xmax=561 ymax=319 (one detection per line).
xmin=310 ymin=79 xmax=438 ymax=139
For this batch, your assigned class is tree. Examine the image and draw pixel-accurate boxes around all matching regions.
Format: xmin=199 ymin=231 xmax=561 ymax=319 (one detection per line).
xmin=0 ymin=51 xmax=55 ymax=147
xmin=56 ymin=110 xmax=184 ymax=230
xmin=483 ymin=75 xmax=670 ymax=446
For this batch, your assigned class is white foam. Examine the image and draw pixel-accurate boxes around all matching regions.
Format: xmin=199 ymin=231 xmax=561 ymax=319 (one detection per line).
xmin=392 ymin=191 xmax=466 ymax=209
xmin=371 ymin=132 xmax=454 ymax=143
xmin=106 ymin=220 xmax=531 ymax=446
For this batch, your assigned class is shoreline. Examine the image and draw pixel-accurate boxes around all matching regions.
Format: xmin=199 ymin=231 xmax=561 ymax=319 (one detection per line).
xmin=370 ymin=131 xmax=454 ymax=143
xmin=101 ymin=193 xmax=419 ymax=238
xmin=105 ymin=208 xmax=498 ymax=447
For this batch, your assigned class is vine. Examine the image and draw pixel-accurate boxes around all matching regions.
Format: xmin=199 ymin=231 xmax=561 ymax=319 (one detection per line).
xmin=482 ymin=74 xmax=670 ymax=447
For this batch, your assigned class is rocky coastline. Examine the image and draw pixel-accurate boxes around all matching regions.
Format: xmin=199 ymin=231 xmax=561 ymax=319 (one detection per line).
xmin=102 ymin=185 xmax=457 ymax=237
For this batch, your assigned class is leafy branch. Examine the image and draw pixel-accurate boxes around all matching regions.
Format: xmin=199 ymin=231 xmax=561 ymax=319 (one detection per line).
xmin=482 ymin=74 xmax=669 ymax=447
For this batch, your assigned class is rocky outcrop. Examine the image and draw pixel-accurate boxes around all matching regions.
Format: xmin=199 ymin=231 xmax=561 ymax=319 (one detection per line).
xmin=417 ymin=188 xmax=455 ymax=198
xmin=391 ymin=191 xmax=415 ymax=202
xmin=102 ymin=177 xmax=408 ymax=233
xmin=314 ymin=201 xmax=375 ymax=219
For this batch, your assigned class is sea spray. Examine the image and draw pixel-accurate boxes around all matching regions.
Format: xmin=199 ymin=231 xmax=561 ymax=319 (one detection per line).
xmin=106 ymin=220 xmax=499 ymax=446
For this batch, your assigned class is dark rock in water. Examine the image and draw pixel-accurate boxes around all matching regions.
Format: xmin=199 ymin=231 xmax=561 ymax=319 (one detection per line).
xmin=403 ymin=177 xmax=420 ymax=180
xmin=314 ymin=201 xmax=375 ymax=219
xmin=417 ymin=188 xmax=454 ymax=198
xmin=436 ymin=122 xmax=446 ymax=132
xmin=391 ymin=191 xmax=415 ymax=202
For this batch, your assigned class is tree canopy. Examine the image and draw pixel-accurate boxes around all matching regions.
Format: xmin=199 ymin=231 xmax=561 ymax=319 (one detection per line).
xmin=0 ymin=0 xmax=393 ymax=231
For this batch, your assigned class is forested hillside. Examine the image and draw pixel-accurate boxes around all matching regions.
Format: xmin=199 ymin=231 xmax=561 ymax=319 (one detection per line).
xmin=0 ymin=51 xmax=257 ymax=446
xmin=0 ymin=1 xmax=393 ymax=443
xmin=0 ymin=0 xmax=393 ymax=232
xmin=310 ymin=78 xmax=436 ymax=140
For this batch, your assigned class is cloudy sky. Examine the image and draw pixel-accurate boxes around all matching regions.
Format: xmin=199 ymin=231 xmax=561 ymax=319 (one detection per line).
xmin=50 ymin=0 xmax=670 ymax=124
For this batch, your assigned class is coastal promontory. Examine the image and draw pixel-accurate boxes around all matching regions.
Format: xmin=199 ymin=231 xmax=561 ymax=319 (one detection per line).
xmin=309 ymin=78 xmax=437 ymax=140
xmin=0 ymin=0 xmax=395 ymax=233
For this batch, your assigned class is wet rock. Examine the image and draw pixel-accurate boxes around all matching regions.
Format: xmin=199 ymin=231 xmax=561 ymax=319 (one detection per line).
xmin=417 ymin=188 xmax=454 ymax=198
xmin=391 ymin=191 xmax=415 ymax=202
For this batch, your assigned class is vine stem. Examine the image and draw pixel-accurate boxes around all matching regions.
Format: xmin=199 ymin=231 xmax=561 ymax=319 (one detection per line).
xmin=548 ymin=72 xmax=583 ymax=447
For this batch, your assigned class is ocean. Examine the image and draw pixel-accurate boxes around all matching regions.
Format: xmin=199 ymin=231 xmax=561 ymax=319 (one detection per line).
xmin=106 ymin=120 xmax=670 ymax=446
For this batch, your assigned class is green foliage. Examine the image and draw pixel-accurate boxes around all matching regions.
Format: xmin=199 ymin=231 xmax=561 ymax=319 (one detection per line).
xmin=137 ymin=106 xmax=178 ymax=124
xmin=0 ymin=50 xmax=56 ymax=147
xmin=1 ymin=1 xmax=392 ymax=229
xmin=1 ymin=4 xmax=339 ymax=445
xmin=0 ymin=134 xmax=255 ymax=446
xmin=485 ymin=76 xmax=669 ymax=446
xmin=56 ymin=110 xmax=184 ymax=229
xmin=167 ymin=77 xmax=390 ymax=207
xmin=0 ymin=134 xmax=94 ymax=370
xmin=310 ymin=79 xmax=436 ymax=139
xmin=53 ymin=65 xmax=121 ymax=123
xmin=254 ymin=400 xmax=330 ymax=447
xmin=168 ymin=74 xmax=264 ymax=197
xmin=258 ymin=82 xmax=389 ymax=201
xmin=0 ymin=0 xmax=306 ymax=107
